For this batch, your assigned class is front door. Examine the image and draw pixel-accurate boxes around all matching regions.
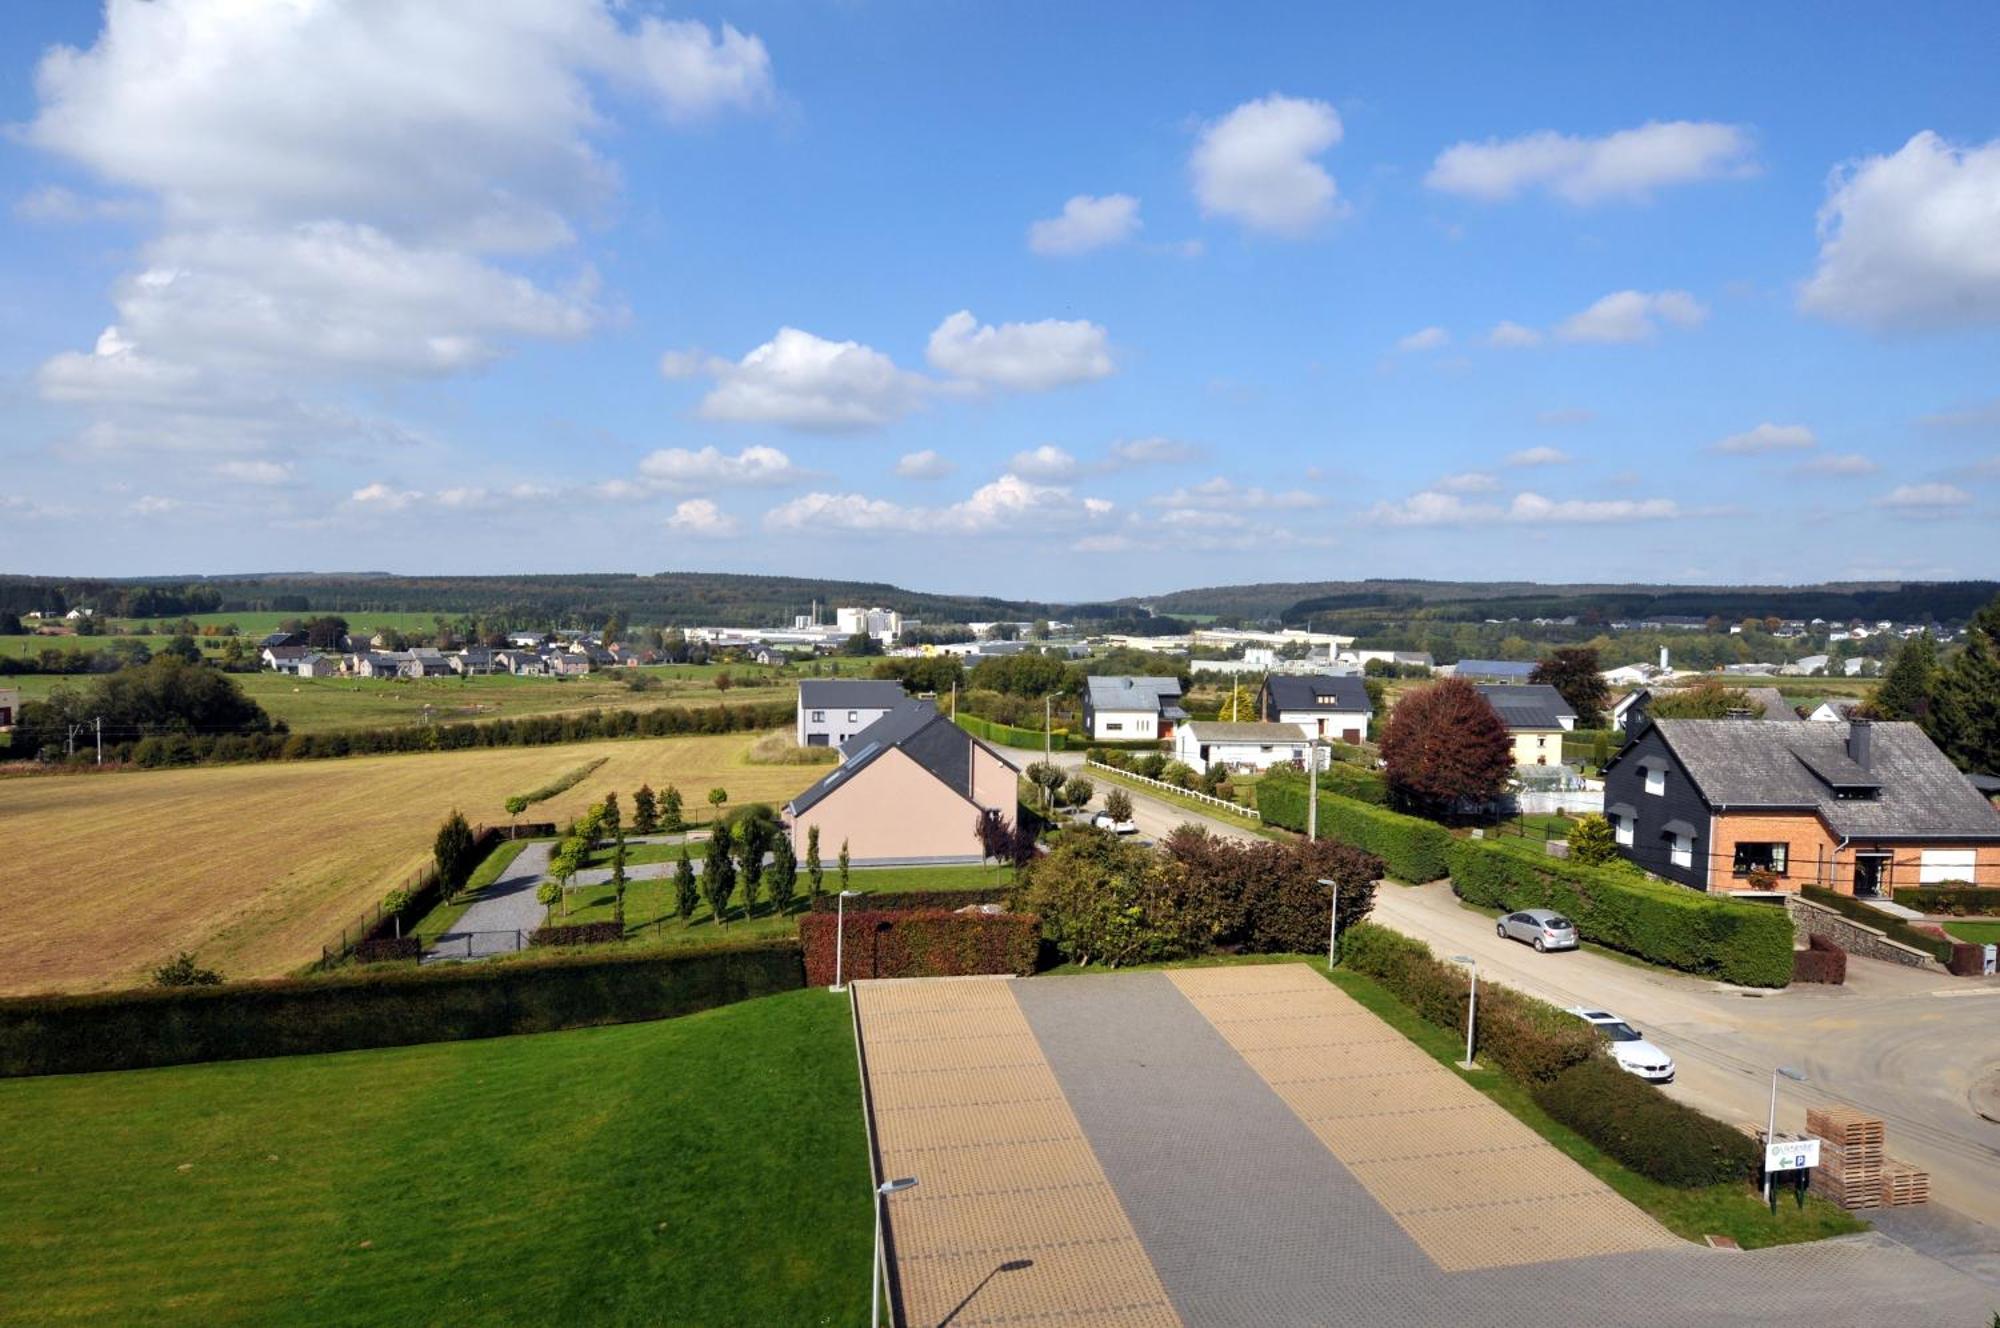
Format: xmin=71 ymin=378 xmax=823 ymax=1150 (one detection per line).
xmin=1853 ymin=852 xmax=1893 ymax=898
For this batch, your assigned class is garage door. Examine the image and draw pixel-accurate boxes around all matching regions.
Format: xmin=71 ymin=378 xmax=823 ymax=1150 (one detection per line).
xmin=1920 ymin=849 xmax=1976 ymax=884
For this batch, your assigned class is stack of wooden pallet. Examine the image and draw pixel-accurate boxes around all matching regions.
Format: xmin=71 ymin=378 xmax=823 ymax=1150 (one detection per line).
xmin=1806 ymin=1107 xmax=1884 ymax=1209
xmin=1805 ymin=1107 xmax=1929 ymax=1208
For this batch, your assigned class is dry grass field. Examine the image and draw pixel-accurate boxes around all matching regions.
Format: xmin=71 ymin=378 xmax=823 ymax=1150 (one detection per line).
xmin=0 ymin=734 xmax=821 ymax=996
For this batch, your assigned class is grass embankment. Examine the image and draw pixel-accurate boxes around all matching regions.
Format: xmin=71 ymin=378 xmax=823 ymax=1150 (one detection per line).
xmin=0 ymin=734 xmax=819 ymax=994
xmin=1086 ymin=764 xmax=1276 ymax=837
xmin=1942 ymin=920 xmax=2000 ymax=945
xmin=1318 ymin=959 xmax=1865 ymax=1249
xmin=0 ymin=989 xmax=869 ymax=1327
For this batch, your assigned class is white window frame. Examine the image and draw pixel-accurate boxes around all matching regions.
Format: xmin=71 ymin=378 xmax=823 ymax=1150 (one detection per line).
xmin=1644 ymin=766 xmax=1666 ymax=797
xmin=1613 ymin=813 xmax=1634 ymax=848
xmin=1669 ymin=831 xmax=1693 ymax=870
xmin=1919 ymin=849 xmax=1976 ymax=885
xmin=811 ymin=710 xmax=824 ymax=722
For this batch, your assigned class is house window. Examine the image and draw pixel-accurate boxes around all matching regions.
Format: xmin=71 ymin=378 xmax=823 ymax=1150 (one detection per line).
xmin=1669 ymin=830 xmax=1693 ymax=870
xmin=811 ymin=710 xmax=824 ymax=722
xmin=847 ymin=710 xmax=857 ymax=722
xmin=1612 ymin=814 xmax=1634 ymax=848
xmin=1643 ymin=766 xmax=1666 ymax=796
xmin=1104 ymin=721 xmax=1123 ymax=732
xmin=1732 ymin=842 xmax=1789 ymax=877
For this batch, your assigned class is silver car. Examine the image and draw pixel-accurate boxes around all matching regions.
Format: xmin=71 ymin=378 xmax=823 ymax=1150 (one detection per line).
xmin=1496 ymin=908 xmax=1577 ymax=952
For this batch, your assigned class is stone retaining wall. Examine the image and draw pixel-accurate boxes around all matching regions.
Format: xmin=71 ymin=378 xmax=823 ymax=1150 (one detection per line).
xmin=1786 ymin=897 xmax=1935 ymax=969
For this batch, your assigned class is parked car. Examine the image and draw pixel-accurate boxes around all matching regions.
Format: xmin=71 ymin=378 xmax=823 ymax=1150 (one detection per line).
xmin=1566 ymin=1007 xmax=1675 ymax=1083
xmin=1090 ymin=810 xmax=1138 ymax=834
xmin=1496 ymin=908 xmax=1577 ymax=952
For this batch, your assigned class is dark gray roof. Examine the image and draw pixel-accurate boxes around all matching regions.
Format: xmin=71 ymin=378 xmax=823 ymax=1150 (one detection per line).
xmin=1085 ymin=675 xmax=1183 ymax=711
xmin=798 ymin=678 xmax=907 ymax=710
xmin=1262 ymin=674 xmax=1373 ymax=715
xmin=789 ymin=701 xmax=1016 ymax=816
xmin=1473 ymin=683 xmax=1576 ymax=731
xmin=1454 ymin=659 xmax=1538 ymax=680
xmin=1646 ymin=719 xmax=2000 ymax=840
xmin=1740 ymin=687 xmax=1800 ymax=720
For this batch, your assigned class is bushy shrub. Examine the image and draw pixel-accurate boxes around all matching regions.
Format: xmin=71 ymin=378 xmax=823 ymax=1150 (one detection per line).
xmin=151 ymin=952 xmax=223 ymax=988
xmin=1897 ymin=886 xmax=2000 ymax=917
xmin=1450 ymin=838 xmax=1795 ymax=987
xmin=1133 ymin=752 xmax=1167 ymax=780
xmin=1257 ymin=771 xmax=1452 ymax=883
xmin=0 ymin=940 xmax=804 ymax=1077
xmin=1792 ymin=933 xmax=1846 ymax=984
xmin=1801 ymin=886 xmax=1954 ymax=963
xmin=1011 ymin=829 xmax=1210 ymax=966
xmin=1565 ymin=814 xmax=1617 ymax=866
xmin=797 ymin=910 xmax=1038 ymax=984
xmin=1533 ymin=1058 xmax=1757 ymax=1187
xmin=1337 ymin=923 xmax=1598 ymax=1085
xmin=1160 ymin=828 xmax=1379 ymax=955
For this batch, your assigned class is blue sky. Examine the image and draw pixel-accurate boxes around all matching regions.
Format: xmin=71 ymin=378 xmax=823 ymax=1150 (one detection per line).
xmin=2 ymin=1 xmax=1997 ymax=599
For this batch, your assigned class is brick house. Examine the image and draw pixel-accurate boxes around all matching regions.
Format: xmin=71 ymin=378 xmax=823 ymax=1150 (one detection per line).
xmin=1601 ymin=716 xmax=2000 ymax=897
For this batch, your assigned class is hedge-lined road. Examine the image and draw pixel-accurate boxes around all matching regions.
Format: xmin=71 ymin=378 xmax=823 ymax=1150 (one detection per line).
xmin=429 ymin=841 xmax=553 ymax=959
xmin=1372 ymin=882 xmax=2000 ymax=1233
xmin=1047 ymin=751 xmax=1263 ymax=845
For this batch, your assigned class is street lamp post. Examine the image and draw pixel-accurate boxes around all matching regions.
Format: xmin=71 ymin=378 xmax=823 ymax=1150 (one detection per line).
xmin=1451 ymin=955 xmax=1477 ymax=1068
xmin=1307 ymin=740 xmax=1323 ymax=841
xmin=830 ymin=888 xmax=863 ymax=992
xmin=1319 ymin=876 xmax=1340 ymax=969
xmin=1764 ymin=1066 xmax=1808 ymax=1203
xmin=873 ymin=1176 xmax=918 ymax=1327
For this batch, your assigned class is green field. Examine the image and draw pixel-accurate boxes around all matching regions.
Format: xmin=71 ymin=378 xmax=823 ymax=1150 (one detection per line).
xmin=554 ymin=862 xmax=1015 ymax=941
xmin=0 ymin=990 xmax=870 ymax=1327
xmin=1942 ymin=920 xmax=2000 ymax=945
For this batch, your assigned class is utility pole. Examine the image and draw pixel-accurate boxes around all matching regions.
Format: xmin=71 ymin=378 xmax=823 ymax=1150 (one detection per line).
xmin=1308 ymin=741 xmax=1319 ymax=842
xmin=95 ymin=716 xmax=102 ymax=766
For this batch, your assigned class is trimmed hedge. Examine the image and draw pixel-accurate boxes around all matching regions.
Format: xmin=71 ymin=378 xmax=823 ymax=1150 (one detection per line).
xmin=0 ymin=939 xmax=803 ymax=1077
xmin=1801 ymin=886 xmax=1954 ymax=963
xmin=806 ymin=887 xmax=1007 ymax=912
xmin=1449 ymin=837 xmax=1795 ymax=987
xmin=1318 ymin=763 xmax=1390 ymax=806
xmin=1257 ymin=772 xmax=1452 ymax=883
xmin=1339 ymin=923 xmax=1597 ymax=1085
xmin=530 ymin=922 xmax=625 ymax=947
xmin=798 ymin=909 xmax=1038 ymax=985
xmin=1792 ymin=933 xmax=1847 ymax=984
xmin=1533 ymin=1057 xmax=1757 ymax=1187
xmin=354 ymin=936 xmax=422 ymax=963
xmin=1896 ymin=886 xmax=2000 ymax=917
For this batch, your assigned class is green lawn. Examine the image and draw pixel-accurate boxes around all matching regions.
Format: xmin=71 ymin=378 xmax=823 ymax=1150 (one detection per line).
xmin=0 ymin=989 xmax=870 ymax=1327
xmin=1941 ymin=920 xmax=2000 ymax=945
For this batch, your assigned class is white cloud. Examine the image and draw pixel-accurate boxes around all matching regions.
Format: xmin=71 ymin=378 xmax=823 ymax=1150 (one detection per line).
xmin=1876 ymin=483 xmax=1972 ymax=510
xmin=1149 ymin=477 xmax=1321 ymax=511
xmin=350 ymin=482 xmax=423 ymax=511
xmin=1799 ymin=131 xmax=2000 ymax=331
xmin=1710 ymin=423 xmax=1817 ymax=455
xmin=1486 ymin=321 xmax=1543 ymax=349
xmin=1435 ymin=471 xmax=1500 ymax=494
xmin=1795 ymin=453 xmax=1879 ymax=477
xmin=694 ymin=328 xmax=928 ymax=430
xmin=1555 ymin=289 xmax=1707 ymax=344
xmin=894 ymin=449 xmax=954 ymax=479
xmin=13 ymin=183 xmax=145 ymax=223
xmin=1366 ymin=488 xmax=1678 ymax=526
xmin=665 ymin=498 xmax=739 ymax=535
xmin=129 ymin=495 xmax=181 ymax=516
xmin=1365 ymin=491 xmax=1500 ymax=526
xmin=925 ymin=310 xmax=1114 ymax=391
xmin=765 ymin=474 xmax=1113 ymax=536
xmin=1107 ymin=436 xmax=1201 ymax=467
xmin=1190 ymin=94 xmax=1345 ymax=236
xmin=1028 ymin=194 xmax=1141 ymax=256
xmin=1508 ymin=493 xmax=1678 ymax=523
xmin=213 ymin=459 xmax=291 ymax=485
xmin=636 ymin=445 xmax=799 ymax=489
xmin=1009 ymin=445 xmax=1081 ymax=480
xmin=1507 ymin=446 xmax=1571 ymax=467
xmin=1396 ymin=326 xmax=1450 ymax=352
xmin=1426 ymin=121 xmax=1756 ymax=204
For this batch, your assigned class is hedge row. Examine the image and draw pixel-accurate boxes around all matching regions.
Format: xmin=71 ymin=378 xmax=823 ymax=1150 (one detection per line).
xmin=1792 ymin=933 xmax=1847 ymax=984
xmin=530 ymin=922 xmax=625 ymax=947
xmin=0 ymin=939 xmax=803 ymax=1077
xmin=798 ymin=910 xmax=1038 ymax=985
xmin=806 ymin=887 xmax=1007 ymax=912
xmin=1448 ymin=837 xmax=1795 ymax=987
xmin=1801 ymin=886 xmax=1955 ymax=963
xmin=1318 ymin=763 xmax=1390 ymax=806
xmin=355 ymin=936 xmax=422 ymax=963
xmin=1532 ymin=1058 xmax=1758 ymax=1187
xmin=1257 ymin=772 xmax=1452 ymax=883
xmin=1896 ymin=886 xmax=2000 ymax=917
xmin=114 ymin=698 xmax=795 ymax=769
xmin=1339 ymin=923 xmax=1598 ymax=1084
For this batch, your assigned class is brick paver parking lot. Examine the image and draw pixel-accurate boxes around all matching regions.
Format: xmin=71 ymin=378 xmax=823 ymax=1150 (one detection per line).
xmin=854 ymin=966 xmax=1999 ymax=1327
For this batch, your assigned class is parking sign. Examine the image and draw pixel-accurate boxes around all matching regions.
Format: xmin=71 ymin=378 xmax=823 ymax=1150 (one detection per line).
xmin=1764 ymin=1138 xmax=1821 ymax=1173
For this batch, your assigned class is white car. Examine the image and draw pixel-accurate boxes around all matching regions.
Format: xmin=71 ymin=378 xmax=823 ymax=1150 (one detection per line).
xmin=1090 ymin=810 xmax=1138 ymax=834
xmin=1567 ymin=1007 xmax=1676 ymax=1083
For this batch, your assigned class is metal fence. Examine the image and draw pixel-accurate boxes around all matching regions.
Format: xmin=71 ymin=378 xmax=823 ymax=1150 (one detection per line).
xmin=423 ymin=929 xmax=532 ymax=961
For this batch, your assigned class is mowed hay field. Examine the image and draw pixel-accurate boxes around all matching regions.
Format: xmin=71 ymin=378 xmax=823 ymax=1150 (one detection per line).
xmin=0 ymin=734 xmax=821 ymax=995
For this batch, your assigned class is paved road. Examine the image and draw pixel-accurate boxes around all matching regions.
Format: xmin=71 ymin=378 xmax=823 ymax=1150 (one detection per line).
xmin=1370 ymin=881 xmax=2000 ymax=1234
xmin=1048 ymin=750 xmax=1265 ymax=844
xmin=426 ymin=840 xmax=551 ymax=960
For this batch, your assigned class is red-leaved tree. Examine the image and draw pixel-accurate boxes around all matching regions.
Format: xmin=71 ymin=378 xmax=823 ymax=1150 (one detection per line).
xmin=1379 ymin=678 xmax=1513 ymax=815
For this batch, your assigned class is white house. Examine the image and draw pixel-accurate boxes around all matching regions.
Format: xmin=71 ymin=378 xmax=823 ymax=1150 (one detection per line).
xmin=1083 ymin=676 xmax=1186 ymax=741
xmin=797 ymin=678 xmax=908 ymax=747
xmin=1256 ymin=674 xmax=1373 ymax=744
xmin=1173 ymin=721 xmax=1319 ymax=773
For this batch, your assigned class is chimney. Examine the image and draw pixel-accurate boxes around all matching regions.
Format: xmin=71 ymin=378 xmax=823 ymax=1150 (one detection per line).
xmin=1847 ymin=717 xmax=1873 ymax=771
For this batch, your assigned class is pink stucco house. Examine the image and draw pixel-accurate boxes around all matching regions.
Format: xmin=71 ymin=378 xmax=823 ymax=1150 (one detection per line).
xmin=785 ymin=702 xmax=1020 ymax=863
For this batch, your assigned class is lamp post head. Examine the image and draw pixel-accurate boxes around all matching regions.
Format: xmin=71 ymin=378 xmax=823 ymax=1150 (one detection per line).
xmin=1450 ymin=954 xmax=1475 ymax=966
xmin=1777 ymin=1066 xmax=1808 ymax=1083
xmin=839 ymin=889 xmax=862 ymax=899
xmin=878 ymin=1177 xmax=918 ymax=1196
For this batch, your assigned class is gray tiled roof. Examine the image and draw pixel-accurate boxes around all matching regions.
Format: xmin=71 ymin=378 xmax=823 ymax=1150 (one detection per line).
xmin=1649 ymin=719 xmax=2000 ymax=840
xmin=1473 ymin=683 xmax=1576 ymax=731
xmin=1453 ymin=659 xmax=1538 ymax=680
xmin=1182 ymin=721 xmax=1311 ymax=743
xmin=1739 ymin=688 xmax=1801 ymax=720
xmin=789 ymin=701 xmax=1017 ymax=815
xmin=1263 ymin=674 xmax=1372 ymax=714
xmin=798 ymin=678 xmax=907 ymax=710
xmin=1085 ymin=675 xmax=1183 ymax=711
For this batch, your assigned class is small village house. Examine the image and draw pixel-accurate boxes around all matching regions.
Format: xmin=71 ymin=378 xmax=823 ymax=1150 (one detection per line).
xmin=1257 ymin=674 xmax=1373 ymax=743
xmin=797 ymin=678 xmax=908 ymax=747
xmin=1083 ymin=675 xmax=1186 ymax=742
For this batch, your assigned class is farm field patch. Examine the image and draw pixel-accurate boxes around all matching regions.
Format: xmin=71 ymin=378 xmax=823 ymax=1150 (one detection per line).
xmin=0 ymin=734 xmax=819 ymax=995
